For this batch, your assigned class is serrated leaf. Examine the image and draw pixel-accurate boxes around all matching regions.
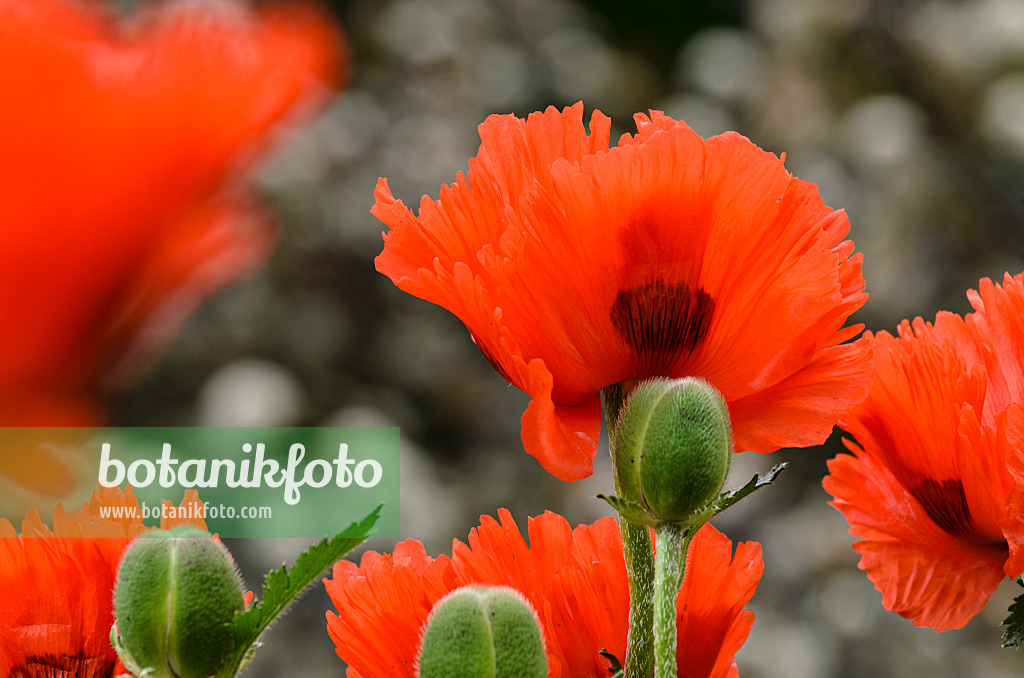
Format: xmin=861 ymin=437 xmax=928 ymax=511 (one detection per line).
xmin=708 ymin=462 xmax=787 ymax=518
xmin=215 ymin=505 xmax=381 ymax=677
xmin=1003 ymin=579 xmax=1024 ymax=647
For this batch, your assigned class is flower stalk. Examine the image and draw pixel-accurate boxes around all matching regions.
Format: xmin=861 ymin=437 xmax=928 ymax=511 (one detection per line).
xmin=653 ymin=523 xmax=695 ymax=678
xmin=602 ymin=378 xmax=755 ymax=678
xmin=619 ymin=521 xmax=656 ymax=678
xmin=604 ymin=384 xmax=655 ymax=678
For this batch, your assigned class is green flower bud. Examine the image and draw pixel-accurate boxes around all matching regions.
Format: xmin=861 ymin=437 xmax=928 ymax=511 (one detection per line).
xmin=417 ymin=586 xmax=547 ymax=678
xmin=612 ymin=377 xmax=731 ymax=524
xmin=112 ymin=526 xmax=245 ymax=678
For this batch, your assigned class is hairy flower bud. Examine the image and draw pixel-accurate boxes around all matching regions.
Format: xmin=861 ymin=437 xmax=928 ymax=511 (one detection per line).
xmin=112 ymin=526 xmax=245 ymax=678
xmin=612 ymin=377 xmax=731 ymax=524
xmin=417 ymin=586 xmax=547 ymax=678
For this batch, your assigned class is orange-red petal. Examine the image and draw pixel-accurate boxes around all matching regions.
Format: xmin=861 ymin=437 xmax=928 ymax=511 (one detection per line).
xmin=675 ymin=524 xmax=763 ymax=678
xmin=0 ymin=0 xmax=342 ymax=425
xmin=826 ymin=287 xmax=1024 ymax=629
xmin=959 ymin=274 xmax=1024 ymax=424
xmin=374 ymin=104 xmax=869 ymax=479
xmin=324 ymin=510 xmax=762 ymax=678
xmin=826 ymin=441 xmax=1007 ymax=630
xmin=324 ymin=541 xmax=456 ymax=678
xmin=0 ymin=486 xmax=207 ymax=675
xmin=519 ymin=359 xmax=603 ymax=481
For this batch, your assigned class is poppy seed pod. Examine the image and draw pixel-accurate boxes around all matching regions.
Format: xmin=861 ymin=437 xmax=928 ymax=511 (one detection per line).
xmin=613 ymin=377 xmax=731 ymax=524
xmin=112 ymin=526 xmax=246 ymax=678
xmin=417 ymin=586 xmax=547 ymax=678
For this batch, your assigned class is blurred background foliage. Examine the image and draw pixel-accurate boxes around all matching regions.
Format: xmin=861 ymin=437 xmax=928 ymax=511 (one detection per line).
xmin=107 ymin=0 xmax=1024 ymax=676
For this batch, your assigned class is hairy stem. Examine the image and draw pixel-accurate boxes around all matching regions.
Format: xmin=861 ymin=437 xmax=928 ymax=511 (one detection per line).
xmin=620 ymin=521 xmax=655 ymax=678
xmin=604 ymin=385 xmax=654 ymax=678
xmin=653 ymin=523 xmax=693 ymax=678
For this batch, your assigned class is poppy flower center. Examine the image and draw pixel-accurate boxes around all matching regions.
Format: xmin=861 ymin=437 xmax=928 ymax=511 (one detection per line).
xmin=10 ymin=653 xmax=116 ymax=678
xmin=610 ymin=280 xmax=714 ymax=377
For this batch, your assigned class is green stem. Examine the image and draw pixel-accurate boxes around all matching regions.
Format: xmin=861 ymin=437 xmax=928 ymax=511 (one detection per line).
xmin=652 ymin=523 xmax=693 ymax=678
xmin=604 ymin=385 xmax=654 ymax=678
xmin=620 ymin=520 xmax=655 ymax=678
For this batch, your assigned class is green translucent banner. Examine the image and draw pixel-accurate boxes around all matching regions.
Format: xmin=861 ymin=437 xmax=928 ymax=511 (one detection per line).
xmin=0 ymin=427 xmax=399 ymax=538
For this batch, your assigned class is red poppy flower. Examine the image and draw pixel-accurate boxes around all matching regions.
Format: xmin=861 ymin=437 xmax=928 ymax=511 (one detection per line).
xmin=324 ymin=509 xmax=762 ymax=678
xmin=0 ymin=0 xmax=342 ymax=427
xmin=824 ymin=273 xmax=1024 ymax=630
xmin=0 ymin=485 xmax=207 ymax=677
xmin=373 ymin=103 xmax=870 ymax=480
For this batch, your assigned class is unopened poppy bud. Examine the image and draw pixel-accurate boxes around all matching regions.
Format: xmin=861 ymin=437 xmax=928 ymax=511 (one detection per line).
xmin=112 ymin=526 xmax=245 ymax=678
xmin=417 ymin=585 xmax=547 ymax=678
xmin=612 ymin=377 xmax=731 ymax=523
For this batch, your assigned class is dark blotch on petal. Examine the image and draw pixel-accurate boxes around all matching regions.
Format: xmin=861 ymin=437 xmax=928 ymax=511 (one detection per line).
xmin=610 ymin=280 xmax=714 ymax=375
xmin=909 ymin=478 xmax=1001 ymax=547
xmin=11 ymin=654 xmax=116 ymax=678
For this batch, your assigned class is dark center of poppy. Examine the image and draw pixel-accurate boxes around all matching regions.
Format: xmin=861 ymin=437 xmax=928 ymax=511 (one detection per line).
xmin=10 ymin=653 xmax=116 ymax=678
xmin=610 ymin=280 xmax=714 ymax=375
xmin=908 ymin=478 xmax=1002 ymax=547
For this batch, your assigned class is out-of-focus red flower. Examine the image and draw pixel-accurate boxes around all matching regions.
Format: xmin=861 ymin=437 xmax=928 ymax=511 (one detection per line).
xmin=324 ymin=509 xmax=762 ymax=678
xmin=825 ymin=272 xmax=1024 ymax=630
xmin=0 ymin=0 xmax=343 ymax=427
xmin=0 ymin=0 xmax=343 ymax=500
xmin=373 ymin=103 xmax=870 ymax=481
xmin=0 ymin=486 xmax=207 ymax=677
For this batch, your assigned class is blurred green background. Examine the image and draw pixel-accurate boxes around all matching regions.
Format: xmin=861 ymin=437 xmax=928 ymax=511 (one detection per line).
xmin=107 ymin=0 xmax=1024 ymax=676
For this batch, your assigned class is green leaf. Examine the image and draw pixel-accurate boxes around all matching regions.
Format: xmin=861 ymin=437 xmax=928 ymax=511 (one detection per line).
xmin=1003 ymin=578 xmax=1024 ymax=647
xmin=707 ymin=462 xmax=787 ymax=518
xmin=599 ymin=648 xmax=623 ymax=677
xmin=596 ymin=494 xmax=657 ymax=527
xmin=216 ymin=505 xmax=381 ymax=678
